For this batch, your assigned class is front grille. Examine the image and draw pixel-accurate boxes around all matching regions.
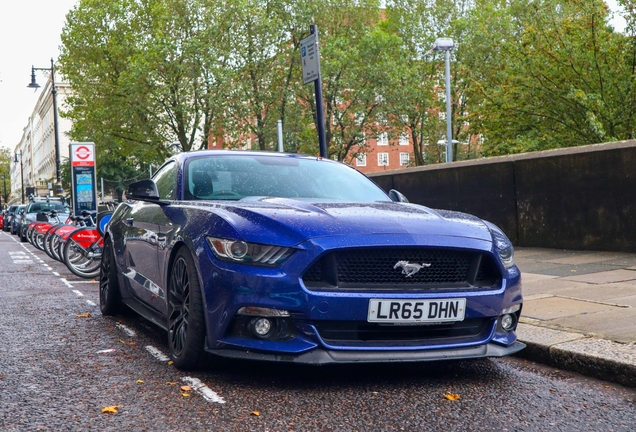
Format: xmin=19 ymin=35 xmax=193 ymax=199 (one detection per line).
xmin=313 ymin=318 xmax=492 ymax=347
xmin=302 ymin=248 xmax=500 ymax=291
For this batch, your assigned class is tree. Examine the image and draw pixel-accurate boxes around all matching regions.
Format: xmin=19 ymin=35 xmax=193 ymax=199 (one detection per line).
xmin=464 ymin=0 xmax=636 ymax=155
xmin=0 ymin=148 xmax=12 ymax=205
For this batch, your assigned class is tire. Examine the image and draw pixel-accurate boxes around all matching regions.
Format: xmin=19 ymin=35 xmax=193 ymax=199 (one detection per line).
xmin=99 ymin=237 xmax=121 ymax=316
xmin=63 ymin=230 xmax=102 ymax=279
xmin=43 ymin=227 xmax=58 ymax=259
xmin=19 ymin=226 xmax=27 ymax=242
xmin=167 ymin=247 xmax=209 ymax=370
xmin=34 ymin=233 xmax=45 ymax=250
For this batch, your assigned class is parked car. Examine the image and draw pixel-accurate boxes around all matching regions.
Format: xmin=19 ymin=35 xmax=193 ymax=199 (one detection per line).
xmin=0 ymin=211 xmax=4 ymax=230
xmin=3 ymin=205 xmax=18 ymax=232
xmin=17 ymin=198 xmax=70 ymax=242
xmin=10 ymin=205 xmax=26 ymax=235
xmin=101 ymin=150 xmax=523 ymax=370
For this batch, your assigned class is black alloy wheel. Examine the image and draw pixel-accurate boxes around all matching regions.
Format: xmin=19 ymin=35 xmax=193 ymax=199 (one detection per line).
xmin=99 ymin=237 xmax=121 ymax=315
xmin=167 ymin=248 xmax=208 ymax=370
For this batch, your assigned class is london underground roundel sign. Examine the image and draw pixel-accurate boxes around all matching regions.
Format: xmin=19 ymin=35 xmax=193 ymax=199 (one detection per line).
xmin=71 ymin=143 xmax=95 ymax=166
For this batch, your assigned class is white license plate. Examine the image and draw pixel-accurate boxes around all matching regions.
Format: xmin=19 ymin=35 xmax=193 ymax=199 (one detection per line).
xmin=367 ymin=298 xmax=466 ymax=323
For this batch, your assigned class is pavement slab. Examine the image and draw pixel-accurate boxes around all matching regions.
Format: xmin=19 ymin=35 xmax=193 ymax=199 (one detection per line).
xmin=561 ymin=269 xmax=636 ymax=284
xmin=549 ymin=308 xmax=636 ymax=343
xmin=515 ymin=247 xmax=636 ymax=387
xmin=522 ymin=296 xmax=618 ymax=321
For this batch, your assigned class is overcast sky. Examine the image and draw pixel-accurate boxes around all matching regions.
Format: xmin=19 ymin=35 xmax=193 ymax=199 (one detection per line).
xmin=0 ymin=0 xmax=627 ymax=152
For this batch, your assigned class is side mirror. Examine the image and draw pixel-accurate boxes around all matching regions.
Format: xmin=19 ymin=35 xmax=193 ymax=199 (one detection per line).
xmin=388 ymin=189 xmax=409 ymax=203
xmin=126 ymin=179 xmax=160 ymax=201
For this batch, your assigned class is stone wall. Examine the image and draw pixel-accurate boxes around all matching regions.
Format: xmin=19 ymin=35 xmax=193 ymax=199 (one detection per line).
xmin=368 ymin=140 xmax=636 ymax=252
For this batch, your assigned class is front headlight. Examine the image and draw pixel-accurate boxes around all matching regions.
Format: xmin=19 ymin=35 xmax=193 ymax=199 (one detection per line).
xmin=206 ymin=236 xmax=294 ymax=266
xmin=484 ymin=221 xmax=515 ymax=268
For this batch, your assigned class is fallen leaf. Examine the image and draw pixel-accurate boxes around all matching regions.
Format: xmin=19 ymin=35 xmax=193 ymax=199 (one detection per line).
xmin=180 ymin=385 xmax=193 ymax=392
xmin=443 ymin=393 xmax=460 ymax=401
xmin=605 ymin=386 xmax=610 ymax=389
xmin=181 ymin=393 xmax=190 ymax=397
xmin=136 ymin=380 xmax=144 ymax=384
xmin=119 ymin=339 xmax=125 ymax=343
xmin=167 ymin=382 xmax=177 ymax=385
xmin=168 ymin=361 xmax=174 ymax=365
xmin=96 ymin=349 xmax=116 ymax=354
xmin=571 ymin=270 xmax=577 ymax=273
xmin=102 ymin=406 xmax=119 ymax=414
xmin=549 ymin=388 xmax=557 ymax=392
xmin=76 ymin=313 xmax=91 ymax=318
xmin=251 ymin=411 xmax=260 ymax=416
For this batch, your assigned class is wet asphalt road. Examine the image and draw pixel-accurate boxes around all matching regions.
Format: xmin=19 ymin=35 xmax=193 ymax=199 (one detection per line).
xmin=1 ymin=231 xmax=634 ymax=431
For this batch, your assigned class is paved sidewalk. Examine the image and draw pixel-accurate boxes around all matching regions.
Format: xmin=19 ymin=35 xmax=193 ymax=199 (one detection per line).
xmin=514 ymin=247 xmax=636 ymax=387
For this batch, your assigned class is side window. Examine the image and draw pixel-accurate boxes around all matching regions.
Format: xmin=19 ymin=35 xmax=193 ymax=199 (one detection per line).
xmin=153 ymin=161 xmax=178 ymax=200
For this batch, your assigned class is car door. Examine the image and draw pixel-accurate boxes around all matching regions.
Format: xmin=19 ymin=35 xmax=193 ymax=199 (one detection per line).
xmin=122 ymin=161 xmax=178 ymax=314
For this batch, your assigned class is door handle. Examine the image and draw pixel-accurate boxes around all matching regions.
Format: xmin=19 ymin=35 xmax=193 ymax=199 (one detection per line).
xmin=125 ymin=217 xmax=134 ymax=226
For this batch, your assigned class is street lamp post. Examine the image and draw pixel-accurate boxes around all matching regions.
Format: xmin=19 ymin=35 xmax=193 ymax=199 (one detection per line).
xmin=432 ymin=38 xmax=455 ymax=163
xmin=28 ymin=58 xmax=61 ymax=186
xmin=14 ymin=152 xmax=24 ymax=204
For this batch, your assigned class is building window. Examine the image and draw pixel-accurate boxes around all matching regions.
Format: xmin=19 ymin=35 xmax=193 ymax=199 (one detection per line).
xmin=378 ymin=153 xmax=389 ymax=166
xmin=400 ymin=152 xmax=410 ymax=166
xmin=356 ymin=154 xmax=367 ymax=167
xmin=399 ymin=133 xmax=409 ymax=146
xmin=377 ymin=132 xmax=388 ymax=146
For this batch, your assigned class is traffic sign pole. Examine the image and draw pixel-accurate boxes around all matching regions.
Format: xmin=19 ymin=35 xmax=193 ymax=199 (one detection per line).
xmin=310 ymin=26 xmax=327 ymax=159
xmin=301 ymin=25 xmax=327 ymax=159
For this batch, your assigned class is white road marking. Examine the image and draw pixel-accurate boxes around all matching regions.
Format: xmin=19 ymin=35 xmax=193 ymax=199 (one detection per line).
xmin=86 ymin=300 xmax=97 ymax=307
xmin=116 ymin=323 xmax=136 ymax=337
xmin=72 ymin=290 xmax=84 ymax=297
xmin=145 ymin=345 xmax=170 ymax=362
xmin=181 ymin=377 xmax=226 ymax=404
xmin=62 ymin=279 xmax=73 ymax=288
xmin=13 ymin=260 xmax=33 ymax=264
xmin=52 ymin=272 xmax=60 ymax=276
xmin=69 ymin=280 xmax=99 ymax=284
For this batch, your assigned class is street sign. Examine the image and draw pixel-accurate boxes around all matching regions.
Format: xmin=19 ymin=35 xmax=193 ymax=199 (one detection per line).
xmin=69 ymin=142 xmax=98 ymax=213
xmin=71 ymin=143 xmax=95 ymax=167
xmin=300 ymin=33 xmax=320 ymax=84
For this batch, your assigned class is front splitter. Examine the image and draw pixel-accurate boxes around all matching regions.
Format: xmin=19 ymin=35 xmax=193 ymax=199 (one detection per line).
xmin=207 ymin=341 xmax=526 ymax=365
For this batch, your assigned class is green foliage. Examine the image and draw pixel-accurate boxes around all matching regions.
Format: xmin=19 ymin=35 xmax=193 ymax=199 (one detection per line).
xmin=58 ymin=0 xmax=636 ymax=171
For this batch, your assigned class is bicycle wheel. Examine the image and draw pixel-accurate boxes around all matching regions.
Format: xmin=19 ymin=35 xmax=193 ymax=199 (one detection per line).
xmin=50 ymin=225 xmax=78 ymax=262
xmin=43 ymin=225 xmax=59 ymax=260
xmin=63 ymin=228 xmax=103 ymax=279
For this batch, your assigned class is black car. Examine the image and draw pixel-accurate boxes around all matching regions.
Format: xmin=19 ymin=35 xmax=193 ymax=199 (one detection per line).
xmin=10 ymin=205 xmax=26 ymax=235
xmin=3 ymin=205 xmax=18 ymax=232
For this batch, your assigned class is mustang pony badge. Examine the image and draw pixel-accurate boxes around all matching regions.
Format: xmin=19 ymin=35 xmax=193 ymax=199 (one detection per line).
xmin=394 ymin=260 xmax=431 ymax=277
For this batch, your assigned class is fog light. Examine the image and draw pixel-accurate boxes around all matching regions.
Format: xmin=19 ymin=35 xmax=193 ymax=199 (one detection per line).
xmin=251 ymin=317 xmax=273 ymax=338
xmin=501 ymin=313 xmax=515 ymax=331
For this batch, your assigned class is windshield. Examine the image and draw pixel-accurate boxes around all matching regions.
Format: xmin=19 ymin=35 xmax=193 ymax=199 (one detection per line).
xmin=27 ymin=202 xmax=68 ymax=213
xmin=184 ymin=155 xmax=390 ymax=203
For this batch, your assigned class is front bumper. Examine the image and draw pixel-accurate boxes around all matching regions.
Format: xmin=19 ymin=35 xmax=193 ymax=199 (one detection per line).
xmin=207 ymin=341 xmax=526 ymax=365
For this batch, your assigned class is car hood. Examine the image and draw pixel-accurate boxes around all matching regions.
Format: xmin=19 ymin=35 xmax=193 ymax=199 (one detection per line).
xmin=186 ymin=198 xmax=493 ymax=247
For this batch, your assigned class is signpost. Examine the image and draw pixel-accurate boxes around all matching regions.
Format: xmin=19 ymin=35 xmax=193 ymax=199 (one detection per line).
xmin=300 ymin=25 xmax=327 ymax=158
xmin=69 ymin=142 xmax=98 ymax=213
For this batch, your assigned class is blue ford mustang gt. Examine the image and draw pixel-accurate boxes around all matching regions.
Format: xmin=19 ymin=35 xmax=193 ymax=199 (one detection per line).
xmin=100 ymin=150 xmax=524 ymax=370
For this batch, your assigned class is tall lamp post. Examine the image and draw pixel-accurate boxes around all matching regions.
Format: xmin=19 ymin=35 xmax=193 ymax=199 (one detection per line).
xmin=14 ymin=152 xmax=24 ymax=204
xmin=28 ymin=58 xmax=62 ymax=190
xmin=432 ymin=38 xmax=455 ymax=163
